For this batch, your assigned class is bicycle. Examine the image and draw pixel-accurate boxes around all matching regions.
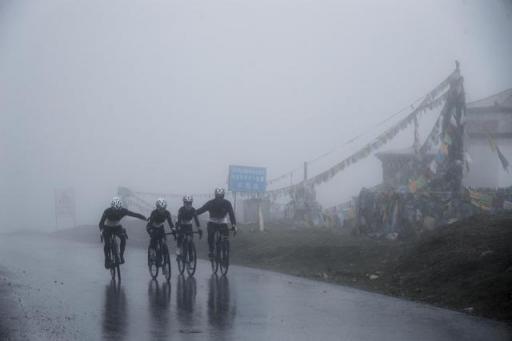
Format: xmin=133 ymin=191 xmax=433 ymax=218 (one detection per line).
xmin=176 ymin=230 xmax=202 ymax=276
xmin=147 ymin=232 xmax=172 ymax=282
xmin=102 ymin=232 xmax=122 ymax=282
xmin=210 ymin=226 xmax=235 ymax=276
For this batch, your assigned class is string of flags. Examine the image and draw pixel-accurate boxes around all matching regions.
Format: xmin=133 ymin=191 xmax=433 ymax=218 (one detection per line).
xmin=488 ymin=134 xmax=510 ymax=172
xmin=265 ymin=69 xmax=458 ymax=198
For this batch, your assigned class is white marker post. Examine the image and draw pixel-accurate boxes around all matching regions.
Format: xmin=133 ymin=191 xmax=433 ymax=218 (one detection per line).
xmin=258 ymin=195 xmax=265 ymax=232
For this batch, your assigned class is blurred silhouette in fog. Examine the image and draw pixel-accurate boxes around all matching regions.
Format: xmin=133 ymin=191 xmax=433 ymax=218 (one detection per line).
xmin=147 ymin=279 xmax=171 ymax=339
xmin=208 ymin=274 xmax=236 ymax=330
xmin=102 ymin=281 xmax=128 ymax=340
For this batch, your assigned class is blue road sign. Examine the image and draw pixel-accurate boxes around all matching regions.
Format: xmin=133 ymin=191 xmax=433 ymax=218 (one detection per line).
xmin=228 ymin=165 xmax=267 ymax=193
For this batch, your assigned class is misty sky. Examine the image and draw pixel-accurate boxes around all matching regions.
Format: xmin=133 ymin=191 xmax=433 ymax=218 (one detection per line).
xmin=1 ymin=0 xmax=511 ymax=230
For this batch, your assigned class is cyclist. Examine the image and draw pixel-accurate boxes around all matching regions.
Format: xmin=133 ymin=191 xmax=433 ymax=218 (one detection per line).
xmin=175 ymin=195 xmax=202 ymax=256
xmin=195 ymin=188 xmax=237 ymax=259
xmin=99 ymin=197 xmax=146 ymax=268
xmin=146 ymin=198 xmax=174 ymax=263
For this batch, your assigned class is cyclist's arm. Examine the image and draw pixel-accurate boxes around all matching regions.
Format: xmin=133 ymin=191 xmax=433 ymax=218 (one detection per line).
xmin=176 ymin=207 xmax=183 ymax=226
xmin=125 ymin=209 xmax=146 ymax=221
xmin=195 ymin=201 xmax=211 ymax=216
xmin=147 ymin=210 xmax=156 ymax=226
xmin=99 ymin=210 xmax=107 ymax=230
xmin=193 ymin=212 xmax=200 ymax=228
xmin=227 ymin=201 xmax=236 ymax=225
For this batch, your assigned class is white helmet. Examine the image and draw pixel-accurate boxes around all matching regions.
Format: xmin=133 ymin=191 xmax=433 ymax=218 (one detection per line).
xmin=111 ymin=196 xmax=123 ymax=209
xmin=183 ymin=195 xmax=193 ymax=204
xmin=214 ymin=187 xmax=225 ymax=199
xmin=156 ymin=198 xmax=167 ymax=209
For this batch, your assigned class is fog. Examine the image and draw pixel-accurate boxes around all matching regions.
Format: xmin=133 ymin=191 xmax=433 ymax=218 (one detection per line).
xmin=1 ymin=0 xmax=511 ymax=231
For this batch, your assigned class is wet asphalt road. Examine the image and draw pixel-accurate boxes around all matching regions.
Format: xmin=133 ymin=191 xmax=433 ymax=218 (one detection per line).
xmin=0 ymin=235 xmax=510 ymax=341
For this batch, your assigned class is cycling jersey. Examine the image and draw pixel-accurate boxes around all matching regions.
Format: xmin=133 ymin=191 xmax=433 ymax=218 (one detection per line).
xmin=99 ymin=207 xmax=146 ymax=229
xmin=177 ymin=206 xmax=200 ymax=227
xmin=148 ymin=209 xmax=174 ymax=229
xmin=195 ymin=198 xmax=236 ymax=225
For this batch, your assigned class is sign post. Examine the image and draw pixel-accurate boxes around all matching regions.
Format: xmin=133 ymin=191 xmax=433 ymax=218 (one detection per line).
xmin=228 ymin=165 xmax=267 ymax=231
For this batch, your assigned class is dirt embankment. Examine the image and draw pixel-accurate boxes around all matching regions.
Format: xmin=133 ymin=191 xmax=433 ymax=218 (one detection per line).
xmin=53 ymin=212 xmax=512 ymax=322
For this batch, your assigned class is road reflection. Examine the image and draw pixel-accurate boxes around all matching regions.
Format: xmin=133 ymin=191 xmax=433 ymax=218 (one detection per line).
xmin=102 ymin=281 xmax=128 ymax=340
xmin=147 ymin=279 xmax=171 ymax=339
xmin=208 ymin=274 xmax=235 ymax=330
xmin=176 ymin=275 xmax=197 ymax=312
xmin=176 ymin=275 xmax=198 ymax=332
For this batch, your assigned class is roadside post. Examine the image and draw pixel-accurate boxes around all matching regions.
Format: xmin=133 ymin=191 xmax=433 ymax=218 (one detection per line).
xmin=228 ymin=165 xmax=267 ymax=231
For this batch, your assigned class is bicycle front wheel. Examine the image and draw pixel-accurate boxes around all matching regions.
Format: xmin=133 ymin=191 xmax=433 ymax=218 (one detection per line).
xmin=177 ymin=243 xmax=186 ymax=275
xmin=219 ymin=239 xmax=230 ymax=276
xmin=114 ymin=264 xmax=121 ymax=282
xmin=148 ymin=246 xmax=159 ymax=279
xmin=110 ymin=239 xmax=121 ymax=282
xmin=211 ymin=232 xmax=219 ymax=275
xmin=186 ymin=241 xmax=197 ymax=276
xmin=162 ymin=245 xmax=171 ymax=282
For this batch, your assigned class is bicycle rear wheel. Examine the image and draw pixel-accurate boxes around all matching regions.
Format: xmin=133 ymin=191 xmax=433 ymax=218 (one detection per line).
xmin=186 ymin=241 xmax=197 ymax=276
xmin=148 ymin=245 xmax=159 ymax=279
xmin=162 ymin=245 xmax=171 ymax=282
xmin=219 ymin=239 xmax=230 ymax=276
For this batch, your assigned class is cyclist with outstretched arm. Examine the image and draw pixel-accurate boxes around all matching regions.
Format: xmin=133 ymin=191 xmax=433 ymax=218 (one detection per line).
xmin=195 ymin=188 xmax=237 ymax=259
xmin=99 ymin=197 xmax=146 ymax=268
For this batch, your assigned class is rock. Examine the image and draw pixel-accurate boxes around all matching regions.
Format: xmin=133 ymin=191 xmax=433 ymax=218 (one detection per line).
xmin=480 ymin=250 xmax=494 ymax=258
xmin=423 ymin=216 xmax=436 ymax=230
xmin=386 ymin=232 xmax=399 ymax=241
xmin=463 ymin=307 xmax=474 ymax=313
xmin=369 ymin=274 xmax=379 ymax=280
xmin=322 ymin=273 xmax=329 ymax=280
